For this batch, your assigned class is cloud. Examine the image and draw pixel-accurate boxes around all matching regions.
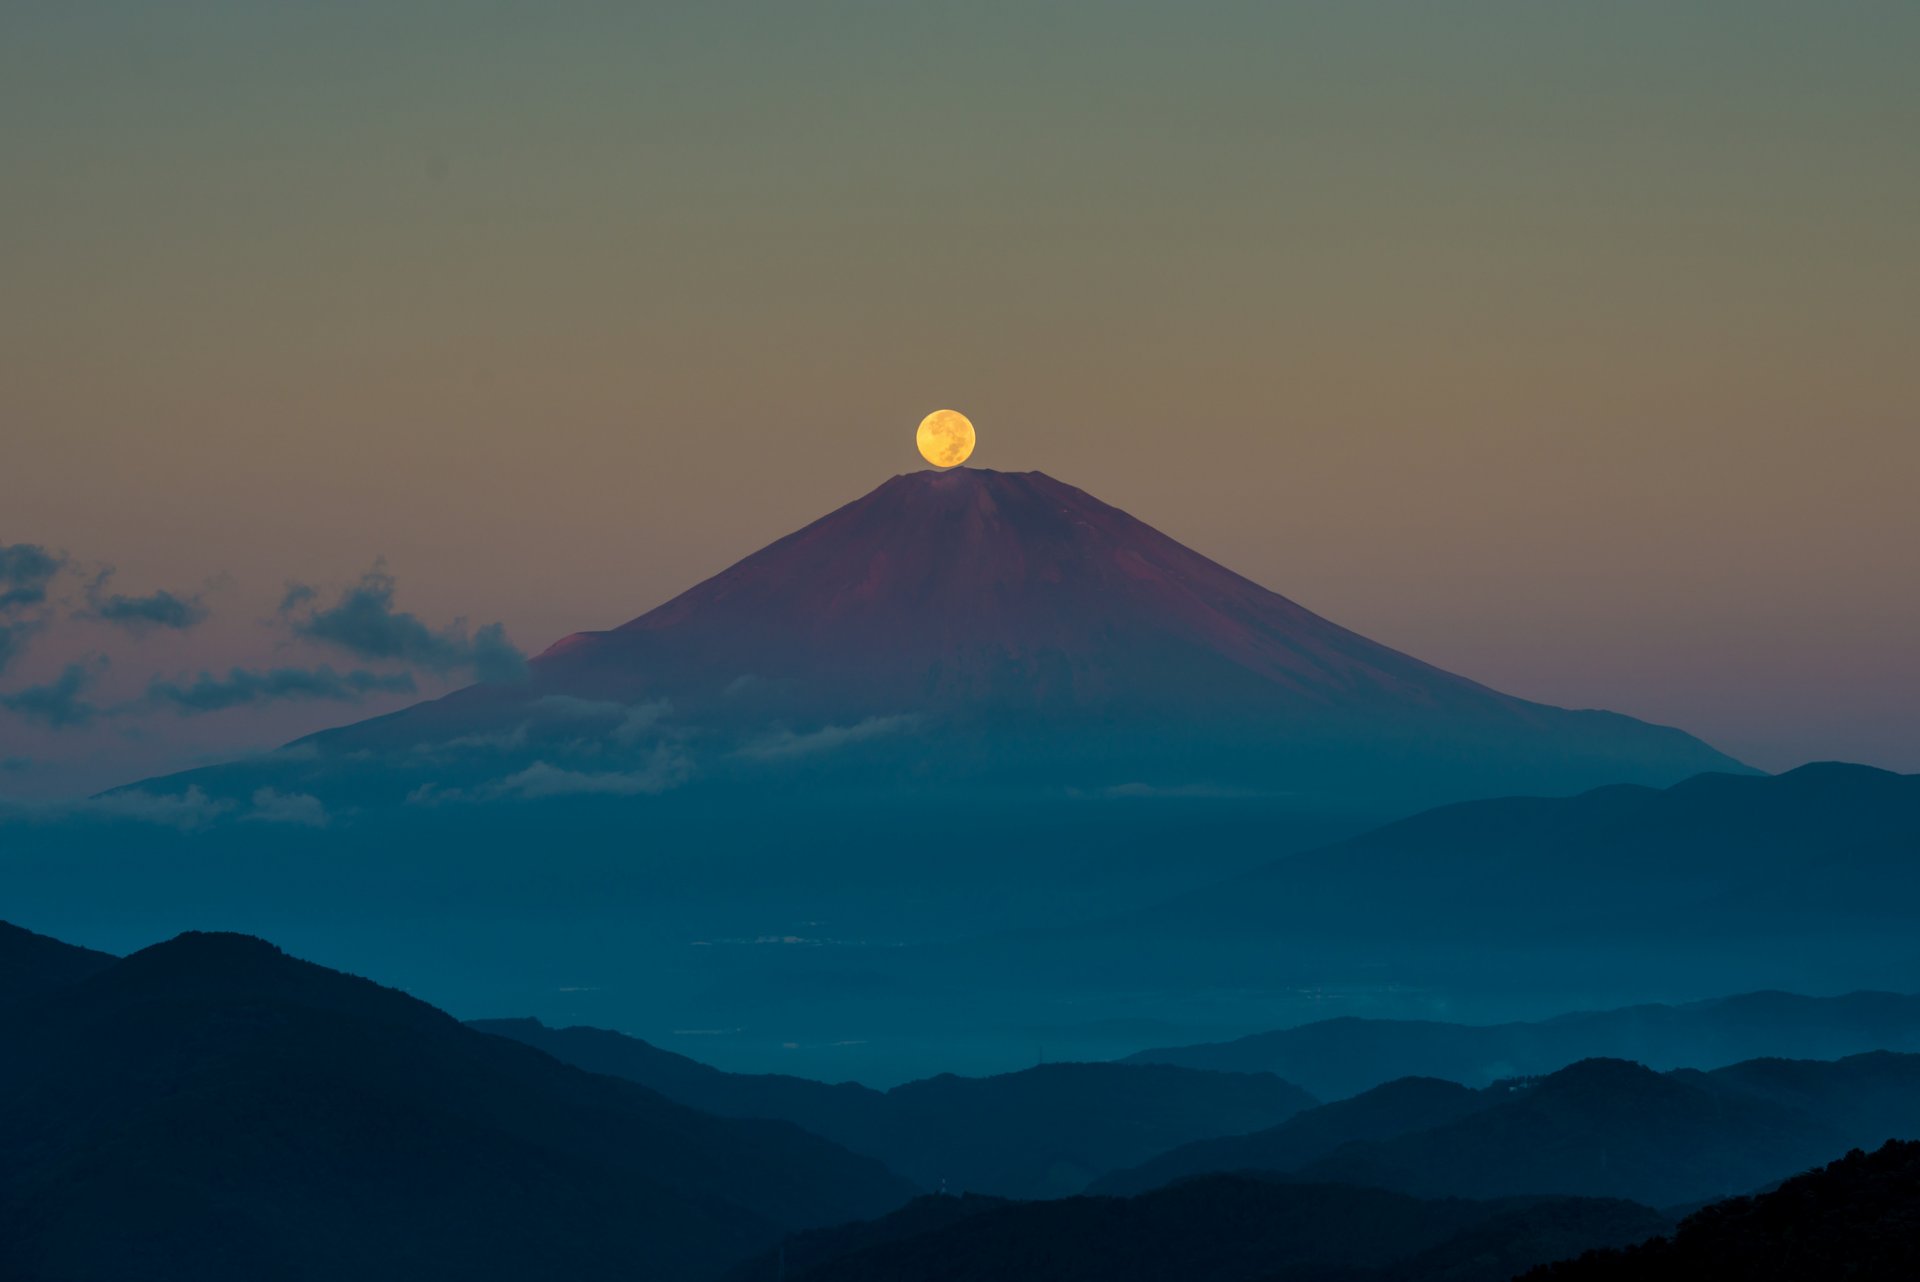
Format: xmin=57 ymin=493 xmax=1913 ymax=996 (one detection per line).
xmin=148 ymin=665 xmax=417 ymax=714
xmin=244 ymin=787 xmax=330 ymax=827
xmin=494 ymin=753 xmax=692 ymax=799
xmin=0 ymin=543 xmax=64 ymax=611
xmin=411 ymin=746 xmax=694 ymax=804
xmin=736 ymin=714 xmax=916 ymax=761
xmin=77 ymin=786 xmax=234 ymax=829
xmin=0 ymin=621 xmax=40 ymax=675
xmin=529 ymin=695 xmax=669 ymax=745
xmin=90 ymin=586 xmax=210 ymax=634
xmin=285 ymin=566 xmax=527 ymax=683
xmin=0 ymin=660 xmax=104 ymax=729
xmin=1 ymin=756 xmax=32 ymax=773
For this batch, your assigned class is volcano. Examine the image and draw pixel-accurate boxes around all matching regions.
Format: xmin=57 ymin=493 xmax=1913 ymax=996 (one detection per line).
xmin=169 ymin=469 xmax=1745 ymax=807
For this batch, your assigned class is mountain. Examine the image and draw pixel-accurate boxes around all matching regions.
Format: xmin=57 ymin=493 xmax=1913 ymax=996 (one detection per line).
xmin=1301 ymin=1054 xmax=1920 ymax=1207
xmin=139 ymin=468 xmax=1742 ymax=810
xmin=1122 ymin=989 xmax=1920 ymax=1098
xmin=1522 ymin=1138 xmax=1920 ymax=1281
xmin=1091 ymin=1075 xmax=1490 ymax=1196
xmin=472 ymin=1016 xmax=1316 ymax=1198
xmin=0 ymin=920 xmax=114 ymax=1006
xmin=1019 ymin=762 xmax=1920 ymax=1011
xmin=0 ymin=932 xmax=912 ymax=1282
xmin=724 ymin=1176 xmax=1670 ymax=1282
xmin=1097 ymin=1053 xmax=1920 ymax=1206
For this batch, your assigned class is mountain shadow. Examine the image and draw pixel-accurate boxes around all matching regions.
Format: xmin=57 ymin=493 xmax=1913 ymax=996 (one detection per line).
xmin=724 ymin=1176 xmax=1670 ymax=1282
xmin=472 ymin=1016 xmax=1316 ymax=1198
xmin=0 ymin=931 xmax=911 ymax=1282
xmin=1521 ymin=1138 xmax=1920 ymax=1281
xmin=0 ymin=920 xmax=114 ymax=1006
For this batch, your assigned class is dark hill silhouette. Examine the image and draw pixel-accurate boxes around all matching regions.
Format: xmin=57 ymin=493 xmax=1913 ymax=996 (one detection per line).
xmin=724 ymin=1176 xmax=1670 ymax=1282
xmin=1097 ymin=1053 xmax=1920 ymax=1205
xmin=135 ymin=468 xmax=1741 ymax=809
xmin=472 ymin=1016 xmax=1316 ymax=1198
xmin=0 ymin=932 xmax=911 ymax=1282
xmin=1521 ymin=1139 xmax=1920 ymax=1281
xmin=1092 ymin=1076 xmax=1489 ymax=1196
xmin=1122 ymin=988 xmax=1920 ymax=1098
xmin=0 ymin=920 xmax=114 ymax=1006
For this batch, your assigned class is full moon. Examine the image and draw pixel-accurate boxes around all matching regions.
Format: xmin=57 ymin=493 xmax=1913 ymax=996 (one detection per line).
xmin=916 ymin=409 xmax=976 ymax=468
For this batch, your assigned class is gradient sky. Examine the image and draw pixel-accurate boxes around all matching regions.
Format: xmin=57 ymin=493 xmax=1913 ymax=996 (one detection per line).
xmin=3 ymin=2 xmax=1917 ymax=796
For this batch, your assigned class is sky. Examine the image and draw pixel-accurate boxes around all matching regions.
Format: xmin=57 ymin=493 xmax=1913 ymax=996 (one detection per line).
xmin=3 ymin=1 xmax=1917 ymax=797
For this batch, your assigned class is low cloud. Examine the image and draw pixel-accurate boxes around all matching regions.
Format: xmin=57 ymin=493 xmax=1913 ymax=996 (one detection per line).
xmin=0 ymin=543 xmax=64 ymax=611
xmin=493 ymin=750 xmax=693 ymax=799
xmin=411 ymin=746 xmax=694 ymax=805
xmin=90 ymin=586 xmax=210 ymax=635
xmin=71 ymin=786 xmax=234 ymax=830
xmin=285 ymin=566 xmax=526 ymax=683
xmin=737 ymin=715 xmax=916 ymax=761
xmin=244 ymin=787 xmax=330 ymax=827
xmin=529 ymin=695 xmax=669 ymax=745
xmin=148 ymin=665 xmax=418 ymax=714
xmin=0 ymin=660 xmax=104 ymax=729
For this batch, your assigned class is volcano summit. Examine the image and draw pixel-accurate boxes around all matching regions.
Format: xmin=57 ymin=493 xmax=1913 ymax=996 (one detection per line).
xmin=148 ymin=469 xmax=1744 ymax=809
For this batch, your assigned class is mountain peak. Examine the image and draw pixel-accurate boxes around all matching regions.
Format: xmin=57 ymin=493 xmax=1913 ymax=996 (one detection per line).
xmin=176 ymin=468 xmax=1745 ymax=806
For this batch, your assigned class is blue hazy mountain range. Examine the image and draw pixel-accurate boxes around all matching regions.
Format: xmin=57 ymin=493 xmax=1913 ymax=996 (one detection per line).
xmin=1120 ymin=989 xmax=1920 ymax=1099
xmin=7 ymin=921 xmax=1919 ymax=1282
xmin=3 ymin=763 xmax=1915 ymax=1084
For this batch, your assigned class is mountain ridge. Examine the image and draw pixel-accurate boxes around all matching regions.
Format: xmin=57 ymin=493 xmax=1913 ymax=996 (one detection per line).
xmin=132 ymin=467 xmax=1744 ymax=809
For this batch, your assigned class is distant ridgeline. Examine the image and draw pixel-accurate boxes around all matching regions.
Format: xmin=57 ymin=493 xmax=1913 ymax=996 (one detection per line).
xmin=106 ymin=469 xmax=1744 ymax=817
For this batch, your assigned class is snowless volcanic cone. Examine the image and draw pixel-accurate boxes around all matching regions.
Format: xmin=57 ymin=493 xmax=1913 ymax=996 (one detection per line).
xmin=156 ymin=469 xmax=1749 ymax=806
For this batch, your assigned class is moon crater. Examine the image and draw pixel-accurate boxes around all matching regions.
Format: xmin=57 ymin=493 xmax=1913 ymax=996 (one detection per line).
xmin=916 ymin=409 xmax=976 ymax=468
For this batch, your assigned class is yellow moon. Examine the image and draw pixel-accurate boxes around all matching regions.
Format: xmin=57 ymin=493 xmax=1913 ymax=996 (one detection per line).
xmin=916 ymin=409 xmax=976 ymax=468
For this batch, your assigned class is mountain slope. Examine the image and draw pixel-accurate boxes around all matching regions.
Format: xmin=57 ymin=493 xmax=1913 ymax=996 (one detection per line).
xmin=1299 ymin=1054 xmax=1920 ymax=1207
xmin=472 ymin=1017 xmax=1316 ymax=1198
xmin=0 ymin=920 xmax=115 ymax=1006
xmin=1522 ymin=1139 xmax=1920 ymax=1281
xmin=1122 ymin=988 xmax=1920 ymax=1098
xmin=725 ymin=1176 xmax=1670 ymax=1282
xmin=140 ymin=468 xmax=1742 ymax=809
xmin=1096 ymin=1053 xmax=1920 ymax=1206
xmin=1091 ymin=1076 xmax=1490 ymax=1196
xmin=1013 ymin=762 xmax=1920 ymax=1010
xmin=0 ymin=933 xmax=911 ymax=1282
